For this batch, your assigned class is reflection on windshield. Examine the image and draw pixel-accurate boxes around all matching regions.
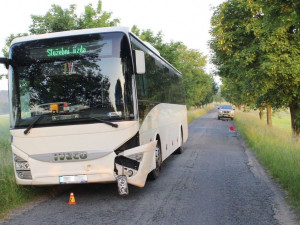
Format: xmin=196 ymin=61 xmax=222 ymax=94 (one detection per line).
xmin=220 ymin=105 xmax=233 ymax=110
xmin=21 ymin=58 xmax=122 ymax=116
xmin=10 ymin=32 xmax=134 ymax=128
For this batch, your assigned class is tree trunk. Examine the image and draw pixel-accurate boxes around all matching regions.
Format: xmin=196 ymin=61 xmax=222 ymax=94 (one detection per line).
xmin=259 ymin=108 xmax=264 ymax=120
xmin=289 ymin=100 xmax=300 ymax=138
xmin=266 ymin=104 xmax=272 ymax=127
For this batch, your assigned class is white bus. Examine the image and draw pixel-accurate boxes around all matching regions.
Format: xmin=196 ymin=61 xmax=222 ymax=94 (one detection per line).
xmin=0 ymin=27 xmax=188 ymax=195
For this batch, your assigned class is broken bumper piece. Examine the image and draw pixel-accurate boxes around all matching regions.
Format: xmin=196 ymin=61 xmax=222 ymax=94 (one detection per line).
xmin=115 ymin=141 xmax=156 ymax=188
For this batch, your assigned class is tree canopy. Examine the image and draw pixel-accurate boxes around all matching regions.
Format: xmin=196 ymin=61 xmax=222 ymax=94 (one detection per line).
xmin=29 ymin=1 xmax=120 ymax=34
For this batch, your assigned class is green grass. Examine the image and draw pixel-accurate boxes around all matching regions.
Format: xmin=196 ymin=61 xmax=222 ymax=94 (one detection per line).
xmin=269 ymin=111 xmax=292 ymax=134
xmin=0 ymin=115 xmax=47 ymax=218
xmin=235 ymin=110 xmax=300 ymax=210
xmin=247 ymin=109 xmax=292 ymax=134
xmin=187 ymin=104 xmax=215 ymax=122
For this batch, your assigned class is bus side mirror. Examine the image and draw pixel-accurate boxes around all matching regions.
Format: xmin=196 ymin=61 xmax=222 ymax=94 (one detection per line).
xmin=0 ymin=57 xmax=9 ymax=69
xmin=134 ymin=50 xmax=145 ymax=74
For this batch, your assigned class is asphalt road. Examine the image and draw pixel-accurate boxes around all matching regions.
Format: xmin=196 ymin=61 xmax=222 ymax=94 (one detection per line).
xmin=2 ymin=109 xmax=298 ymax=225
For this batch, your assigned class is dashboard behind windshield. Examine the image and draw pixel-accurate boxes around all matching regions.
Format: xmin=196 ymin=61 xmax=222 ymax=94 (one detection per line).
xmin=9 ymin=32 xmax=134 ymax=129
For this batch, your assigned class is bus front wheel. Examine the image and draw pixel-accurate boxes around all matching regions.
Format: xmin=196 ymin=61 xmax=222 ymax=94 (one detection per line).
xmin=148 ymin=140 xmax=162 ymax=180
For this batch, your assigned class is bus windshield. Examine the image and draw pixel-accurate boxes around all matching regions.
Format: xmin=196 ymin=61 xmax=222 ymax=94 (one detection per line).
xmin=9 ymin=32 xmax=134 ymax=129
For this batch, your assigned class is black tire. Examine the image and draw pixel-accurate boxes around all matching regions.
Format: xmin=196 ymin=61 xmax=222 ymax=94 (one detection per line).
xmin=174 ymin=131 xmax=183 ymax=154
xmin=218 ymin=116 xmax=220 ymax=120
xmin=148 ymin=140 xmax=162 ymax=180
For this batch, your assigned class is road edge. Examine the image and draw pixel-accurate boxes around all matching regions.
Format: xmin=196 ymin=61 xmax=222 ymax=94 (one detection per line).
xmin=240 ymin=137 xmax=299 ymax=225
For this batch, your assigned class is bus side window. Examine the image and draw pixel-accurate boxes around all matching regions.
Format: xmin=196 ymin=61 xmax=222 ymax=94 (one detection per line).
xmin=136 ymin=73 xmax=147 ymax=97
xmin=131 ymin=35 xmax=185 ymax=105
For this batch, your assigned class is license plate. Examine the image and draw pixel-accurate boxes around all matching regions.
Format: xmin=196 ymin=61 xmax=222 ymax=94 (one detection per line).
xmin=59 ymin=175 xmax=87 ymax=184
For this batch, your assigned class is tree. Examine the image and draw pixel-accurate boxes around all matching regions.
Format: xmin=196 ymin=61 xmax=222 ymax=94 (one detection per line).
xmin=210 ymin=0 xmax=263 ymax=108
xmin=178 ymin=46 xmax=215 ymax=107
xmin=29 ymin=1 xmax=119 ymax=34
xmin=249 ymin=0 xmax=300 ymax=136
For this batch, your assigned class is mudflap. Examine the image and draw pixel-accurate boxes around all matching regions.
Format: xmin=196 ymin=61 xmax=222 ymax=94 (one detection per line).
xmin=116 ymin=141 xmax=157 ymax=187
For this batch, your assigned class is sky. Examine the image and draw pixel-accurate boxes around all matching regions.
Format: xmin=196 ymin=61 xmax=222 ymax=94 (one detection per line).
xmin=0 ymin=0 xmax=225 ymax=90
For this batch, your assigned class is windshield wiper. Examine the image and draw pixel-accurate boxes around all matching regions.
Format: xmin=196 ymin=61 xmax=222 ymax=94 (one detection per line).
xmin=24 ymin=115 xmax=118 ymax=135
xmin=24 ymin=114 xmax=46 ymax=135
xmin=89 ymin=116 xmax=118 ymax=128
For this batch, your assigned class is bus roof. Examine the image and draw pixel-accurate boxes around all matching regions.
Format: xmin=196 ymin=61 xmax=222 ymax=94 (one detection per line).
xmin=10 ymin=26 xmax=130 ymax=46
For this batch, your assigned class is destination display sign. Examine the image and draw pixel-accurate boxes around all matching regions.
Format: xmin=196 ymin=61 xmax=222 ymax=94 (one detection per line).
xmin=46 ymin=45 xmax=87 ymax=57
xmin=29 ymin=40 xmax=112 ymax=60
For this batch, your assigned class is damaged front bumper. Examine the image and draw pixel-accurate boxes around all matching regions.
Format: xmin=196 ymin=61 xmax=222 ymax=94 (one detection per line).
xmin=115 ymin=141 xmax=156 ymax=188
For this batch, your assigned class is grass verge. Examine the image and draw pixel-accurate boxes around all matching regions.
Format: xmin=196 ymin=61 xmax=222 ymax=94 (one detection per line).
xmin=0 ymin=115 xmax=48 ymax=218
xmin=234 ymin=110 xmax=300 ymax=210
xmin=187 ymin=104 xmax=215 ymax=122
xmin=243 ymin=109 xmax=292 ymax=134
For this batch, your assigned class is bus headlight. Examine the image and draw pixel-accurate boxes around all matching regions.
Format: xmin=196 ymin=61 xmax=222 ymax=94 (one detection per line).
xmin=126 ymin=153 xmax=143 ymax=162
xmin=14 ymin=154 xmax=32 ymax=179
xmin=15 ymin=161 xmax=30 ymax=170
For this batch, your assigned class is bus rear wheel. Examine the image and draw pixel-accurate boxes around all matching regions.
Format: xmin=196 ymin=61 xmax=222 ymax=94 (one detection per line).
xmin=174 ymin=131 xmax=183 ymax=154
xmin=148 ymin=140 xmax=162 ymax=180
